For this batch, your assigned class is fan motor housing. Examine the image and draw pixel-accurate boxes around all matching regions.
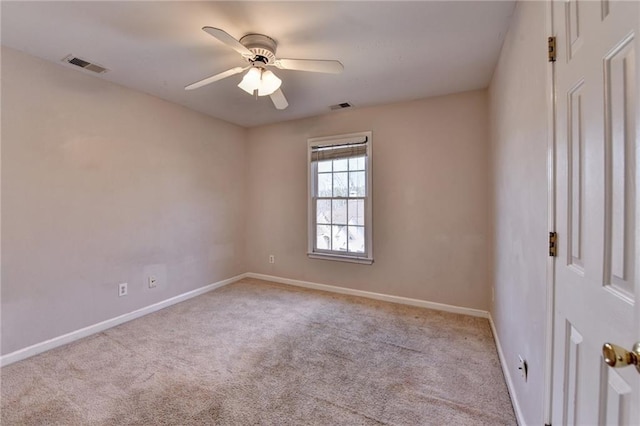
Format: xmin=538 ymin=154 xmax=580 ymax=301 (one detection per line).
xmin=240 ymin=34 xmax=277 ymax=65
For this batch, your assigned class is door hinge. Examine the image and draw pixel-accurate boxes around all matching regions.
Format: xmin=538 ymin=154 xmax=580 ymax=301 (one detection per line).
xmin=549 ymin=232 xmax=557 ymax=257
xmin=548 ymin=36 xmax=557 ymax=62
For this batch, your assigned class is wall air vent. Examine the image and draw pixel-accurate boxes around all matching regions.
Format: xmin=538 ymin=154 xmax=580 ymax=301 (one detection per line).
xmin=62 ymin=54 xmax=109 ymax=74
xmin=329 ymin=102 xmax=353 ymax=111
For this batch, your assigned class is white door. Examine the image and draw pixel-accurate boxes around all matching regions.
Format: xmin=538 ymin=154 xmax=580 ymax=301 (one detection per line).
xmin=552 ymin=0 xmax=639 ymax=424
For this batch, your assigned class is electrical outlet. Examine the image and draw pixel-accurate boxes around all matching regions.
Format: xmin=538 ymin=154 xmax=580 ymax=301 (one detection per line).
xmin=118 ymin=283 xmax=128 ymax=297
xmin=148 ymin=276 xmax=157 ymax=288
xmin=269 ymin=255 xmax=275 ymax=264
xmin=518 ymin=355 xmax=528 ymax=381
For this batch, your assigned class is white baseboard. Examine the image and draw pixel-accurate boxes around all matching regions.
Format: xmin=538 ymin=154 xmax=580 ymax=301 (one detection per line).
xmin=1 ymin=272 xmax=491 ymax=368
xmin=489 ymin=315 xmax=526 ymax=426
xmin=245 ymin=272 xmax=490 ymax=318
xmin=0 ymin=273 xmax=247 ymax=367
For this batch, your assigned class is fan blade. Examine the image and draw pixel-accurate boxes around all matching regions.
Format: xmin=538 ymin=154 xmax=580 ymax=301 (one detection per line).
xmin=185 ymin=66 xmax=247 ymax=90
xmin=270 ymin=88 xmax=289 ymax=110
xmin=274 ymin=59 xmax=344 ymax=74
xmin=202 ymin=27 xmax=254 ymax=58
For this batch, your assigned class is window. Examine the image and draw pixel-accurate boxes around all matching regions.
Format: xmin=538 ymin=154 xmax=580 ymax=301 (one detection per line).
xmin=308 ymin=132 xmax=373 ymax=264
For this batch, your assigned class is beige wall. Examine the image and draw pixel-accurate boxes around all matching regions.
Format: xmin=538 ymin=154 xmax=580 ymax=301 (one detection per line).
xmin=1 ymin=47 xmax=247 ymax=355
xmin=2 ymin=46 xmax=498 ymax=361
xmin=488 ymin=2 xmax=548 ymax=425
xmin=245 ymin=91 xmax=492 ymax=310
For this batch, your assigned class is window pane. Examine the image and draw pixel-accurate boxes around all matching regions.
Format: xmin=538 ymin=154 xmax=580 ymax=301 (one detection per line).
xmin=347 ymin=226 xmax=365 ymax=253
xmin=317 ymin=173 xmax=332 ymax=197
xmin=316 ymin=225 xmax=332 ymax=250
xmin=318 ymin=160 xmax=332 ymax=173
xmin=332 ymin=199 xmax=347 ymax=225
xmin=348 ymin=156 xmax=365 ymax=171
xmin=333 ymin=172 xmax=348 ymax=197
xmin=333 ymin=158 xmax=348 ymax=172
xmin=316 ymin=200 xmax=331 ymax=224
xmin=348 ymin=199 xmax=365 ymax=226
xmin=332 ymin=225 xmax=348 ymax=251
xmin=309 ymin=134 xmax=371 ymax=260
xmin=349 ymin=171 xmax=366 ymax=197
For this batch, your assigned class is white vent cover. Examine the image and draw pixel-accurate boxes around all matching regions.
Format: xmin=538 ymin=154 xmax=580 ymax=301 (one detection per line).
xmin=62 ymin=54 xmax=109 ymax=74
xmin=329 ymin=102 xmax=353 ymax=111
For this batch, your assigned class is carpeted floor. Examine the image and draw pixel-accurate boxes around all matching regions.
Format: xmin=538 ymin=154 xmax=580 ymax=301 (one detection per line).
xmin=1 ymin=278 xmax=516 ymax=425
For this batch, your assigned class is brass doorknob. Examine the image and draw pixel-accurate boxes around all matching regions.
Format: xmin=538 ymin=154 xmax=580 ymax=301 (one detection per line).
xmin=602 ymin=342 xmax=640 ymax=373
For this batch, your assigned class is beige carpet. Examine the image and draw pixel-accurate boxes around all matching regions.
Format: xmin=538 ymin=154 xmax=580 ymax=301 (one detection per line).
xmin=1 ymin=278 xmax=516 ymax=425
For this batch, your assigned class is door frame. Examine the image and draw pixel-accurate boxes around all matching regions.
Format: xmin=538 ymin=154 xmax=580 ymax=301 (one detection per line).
xmin=544 ymin=0 xmax=557 ymax=424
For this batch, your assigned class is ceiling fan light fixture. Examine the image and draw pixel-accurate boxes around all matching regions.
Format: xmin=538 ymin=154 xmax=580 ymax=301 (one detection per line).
xmin=238 ymin=67 xmax=262 ymax=95
xmin=257 ymin=70 xmax=281 ymax=96
xmin=238 ymin=67 xmax=282 ymax=97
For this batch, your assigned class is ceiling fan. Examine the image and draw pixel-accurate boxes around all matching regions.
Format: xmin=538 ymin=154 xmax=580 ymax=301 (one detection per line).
xmin=185 ymin=27 xmax=344 ymax=110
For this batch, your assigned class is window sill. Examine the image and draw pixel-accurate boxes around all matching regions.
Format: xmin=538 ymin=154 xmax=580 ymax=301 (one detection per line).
xmin=307 ymin=252 xmax=374 ymax=265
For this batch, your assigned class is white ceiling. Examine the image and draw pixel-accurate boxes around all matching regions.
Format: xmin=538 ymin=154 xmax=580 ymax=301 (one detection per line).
xmin=1 ymin=1 xmax=515 ymax=128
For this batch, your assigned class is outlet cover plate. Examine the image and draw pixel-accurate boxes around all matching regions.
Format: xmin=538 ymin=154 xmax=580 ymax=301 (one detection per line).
xmin=118 ymin=283 xmax=128 ymax=297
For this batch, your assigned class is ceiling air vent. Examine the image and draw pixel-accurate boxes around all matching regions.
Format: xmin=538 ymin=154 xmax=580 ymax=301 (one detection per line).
xmin=62 ymin=54 xmax=109 ymax=74
xmin=330 ymin=102 xmax=353 ymax=111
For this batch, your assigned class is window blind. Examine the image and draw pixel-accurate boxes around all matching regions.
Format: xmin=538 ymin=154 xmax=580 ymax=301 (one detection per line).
xmin=310 ymin=136 xmax=368 ymax=162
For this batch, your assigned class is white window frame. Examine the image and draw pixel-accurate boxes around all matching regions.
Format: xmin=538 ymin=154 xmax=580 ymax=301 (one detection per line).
xmin=307 ymin=131 xmax=373 ymax=264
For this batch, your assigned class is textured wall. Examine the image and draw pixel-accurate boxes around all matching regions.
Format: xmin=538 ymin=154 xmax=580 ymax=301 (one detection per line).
xmin=488 ymin=2 xmax=549 ymax=424
xmin=1 ymin=47 xmax=247 ymax=355
xmin=245 ymin=91 xmax=492 ymax=310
